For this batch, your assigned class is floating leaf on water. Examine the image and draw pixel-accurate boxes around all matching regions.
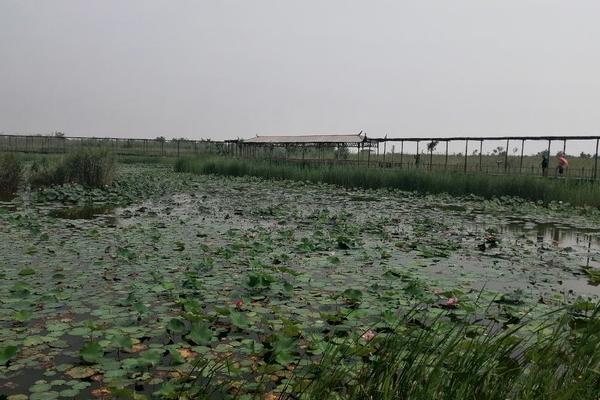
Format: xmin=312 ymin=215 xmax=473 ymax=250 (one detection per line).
xmin=230 ymin=311 xmax=250 ymax=329
xmin=58 ymin=388 xmax=80 ymax=397
xmin=29 ymin=392 xmax=59 ymax=400
xmin=0 ymin=345 xmax=18 ymax=365
xmin=342 ymin=288 xmax=363 ymax=306
xmin=18 ymin=267 xmax=36 ymax=276
xmin=80 ymin=341 xmax=104 ymax=363
xmin=12 ymin=309 xmax=32 ymax=322
xmin=7 ymin=395 xmax=29 ymax=400
xmin=272 ymin=335 xmax=297 ymax=365
xmin=138 ymin=348 xmax=163 ymax=367
xmin=29 ymin=383 xmax=52 ymax=393
xmin=110 ymin=334 xmax=133 ymax=351
xmin=65 ymin=366 xmax=97 ymax=379
xmin=187 ymin=322 xmax=213 ymax=345
xmin=166 ymin=318 xmax=187 ymax=334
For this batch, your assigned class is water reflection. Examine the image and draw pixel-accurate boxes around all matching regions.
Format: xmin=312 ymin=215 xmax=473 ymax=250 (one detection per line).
xmin=49 ymin=205 xmax=119 ymax=225
xmin=499 ymin=220 xmax=600 ymax=250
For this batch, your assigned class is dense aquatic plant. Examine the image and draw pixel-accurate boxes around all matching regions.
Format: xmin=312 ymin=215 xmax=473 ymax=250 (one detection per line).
xmin=0 ymin=153 xmax=22 ymax=195
xmin=175 ymin=156 xmax=600 ymax=207
xmin=30 ymin=149 xmax=116 ymax=188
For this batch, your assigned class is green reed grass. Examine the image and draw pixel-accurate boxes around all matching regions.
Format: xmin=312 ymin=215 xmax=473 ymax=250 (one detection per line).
xmin=175 ymin=157 xmax=600 ymax=207
xmin=0 ymin=153 xmax=22 ymax=195
xmin=298 ymin=304 xmax=600 ymax=400
xmin=172 ymin=302 xmax=600 ymax=400
xmin=30 ymin=149 xmax=116 ymax=188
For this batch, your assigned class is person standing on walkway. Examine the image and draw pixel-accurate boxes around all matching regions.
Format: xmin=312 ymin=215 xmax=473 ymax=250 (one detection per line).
xmin=541 ymin=151 xmax=549 ymax=176
xmin=556 ymin=152 xmax=569 ymax=176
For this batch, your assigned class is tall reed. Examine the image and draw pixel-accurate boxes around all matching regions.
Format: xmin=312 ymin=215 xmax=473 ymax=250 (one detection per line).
xmin=30 ymin=149 xmax=116 ymax=188
xmin=0 ymin=153 xmax=22 ymax=195
xmin=175 ymin=157 xmax=600 ymax=207
xmin=299 ymin=304 xmax=600 ymax=400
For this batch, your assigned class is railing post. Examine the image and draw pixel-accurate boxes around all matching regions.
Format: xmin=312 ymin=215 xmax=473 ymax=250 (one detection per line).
xmin=479 ymin=140 xmax=483 ymax=172
xmin=504 ymin=138 xmax=509 ymax=173
xmin=444 ymin=140 xmax=449 ymax=171
xmin=429 ymin=147 xmax=433 ymax=171
xmin=464 ymin=139 xmax=468 ymax=173
xmin=400 ymin=140 xmax=404 ymax=168
xmin=594 ymin=138 xmax=599 ymax=181
xmin=520 ymin=139 xmax=525 ymax=174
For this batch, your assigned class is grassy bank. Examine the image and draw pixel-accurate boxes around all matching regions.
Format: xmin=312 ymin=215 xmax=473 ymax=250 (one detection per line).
xmin=175 ymin=157 xmax=600 ymax=207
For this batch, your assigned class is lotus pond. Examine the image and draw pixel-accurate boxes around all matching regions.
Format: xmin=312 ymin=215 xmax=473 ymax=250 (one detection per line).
xmin=1 ymin=164 xmax=600 ymax=399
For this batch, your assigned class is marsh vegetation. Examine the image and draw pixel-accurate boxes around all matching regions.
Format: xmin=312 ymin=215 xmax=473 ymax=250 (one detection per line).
xmin=1 ymin=159 xmax=600 ymax=399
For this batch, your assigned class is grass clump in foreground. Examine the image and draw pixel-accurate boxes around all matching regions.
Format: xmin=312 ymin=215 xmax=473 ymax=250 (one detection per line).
xmin=175 ymin=157 xmax=600 ymax=207
xmin=301 ymin=305 xmax=600 ymax=400
xmin=172 ymin=301 xmax=600 ymax=400
xmin=30 ymin=149 xmax=116 ymax=188
xmin=0 ymin=153 xmax=22 ymax=195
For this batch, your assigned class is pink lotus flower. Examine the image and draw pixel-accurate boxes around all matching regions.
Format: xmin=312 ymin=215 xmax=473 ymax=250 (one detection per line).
xmin=361 ymin=329 xmax=376 ymax=342
xmin=441 ymin=297 xmax=459 ymax=307
xmin=235 ymin=299 xmax=244 ymax=309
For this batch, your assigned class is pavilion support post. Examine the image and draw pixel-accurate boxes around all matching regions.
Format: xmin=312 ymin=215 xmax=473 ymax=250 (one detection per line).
xmin=416 ymin=141 xmax=420 ymax=168
xmin=563 ymin=139 xmax=567 ymax=154
xmin=520 ymin=139 xmax=525 ymax=174
xmin=400 ymin=140 xmax=404 ymax=167
xmin=504 ymin=138 xmax=509 ymax=173
xmin=547 ymin=139 xmax=552 ymax=169
xmin=444 ymin=141 xmax=448 ymax=171
xmin=429 ymin=148 xmax=433 ymax=171
xmin=594 ymin=138 xmax=599 ymax=181
xmin=479 ymin=140 xmax=483 ymax=171
xmin=383 ymin=140 xmax=387 ymax=164
xmin=391 ymin=144 xmax=395 ymax=166
xmin=464 ymin=140 xmax=468 ymax=173
xmin=367 ymin=143 xmax=371 ymax=167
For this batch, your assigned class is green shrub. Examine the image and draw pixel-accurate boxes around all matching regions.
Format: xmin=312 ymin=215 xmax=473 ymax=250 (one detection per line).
xmin=0 ymin=153 xmax=22 ymax=195
xmin=30 ymin=150 xmax=116 ymax=188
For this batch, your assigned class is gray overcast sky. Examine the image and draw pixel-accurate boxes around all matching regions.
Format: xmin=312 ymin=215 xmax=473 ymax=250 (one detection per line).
xmin=1 ymin=1 xmax=600 ymax=141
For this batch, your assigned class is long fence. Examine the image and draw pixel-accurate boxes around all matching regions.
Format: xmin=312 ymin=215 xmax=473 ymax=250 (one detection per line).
xmin=0 ymin=134 xmax=225 ymax=157
xmin=235 ymin=135 xmax=600 ymax=181
xmin=2 ymin=133 xmax=599 ymax=181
